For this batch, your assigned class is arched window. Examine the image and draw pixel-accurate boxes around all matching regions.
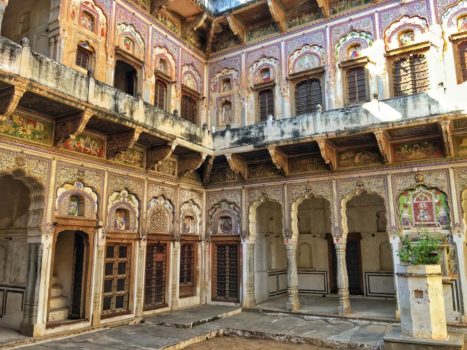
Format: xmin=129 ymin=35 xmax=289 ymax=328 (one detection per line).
xmin=295 ymin=78 xmax=322 ymax=115
xmin=181 ymin=94 xmax=198 ymax=124
xmin=114 ymin=59 xmax=138 ymax=96
xmin=259 ymin=89 xmax=274 ymax=121
xmin=80 ymin=11 xmax=95 ymax=32
xmin=76 ymin=43 xmax=93 ymax=71
xmin=458 ymin=40 xmax=467 ymax=83
xmin=158 ymin=58 xmax=168 ymax=74
xmin=346 ymin=66 xmax=367 ymax=104
xmin=179 ymin=243 xmax=195 ymax=297
xmin=392 ymin=53 xmax=429 ymax=96
xmin=68 ymin=195 xmax=85 ymax=217
xmin=155 ymin=80 xmax=168 ymax=111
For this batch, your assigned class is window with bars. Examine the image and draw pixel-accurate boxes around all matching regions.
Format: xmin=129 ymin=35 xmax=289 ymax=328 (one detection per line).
xmin=213 ymin=243 xmax=239 ymax=302
xmin=458 ymin=41 xmax=467 ymax=83
xmin=179 ymin=243 xmax=195 ymax=297
xmin=155 ymin=80 xmax=168 ymax=111
xmin=295 ymin=78 xmax=322 ymax=116
xmin=76 ymin=46 xmax=91 ymax=71
xmin=181 ymin=94 xmax=198 ymax=124
xmin=144 ymin=243 xmax=168 ymax=310
xmin=258 ymin=89 xmax=274 ymax=121
xmin=346 ymin=66 xmax=367 ymax=105
xmin=392 ymin=53 xmax=429 ymax=96
xmin=102 ymin=243 xmax=131 ymax=316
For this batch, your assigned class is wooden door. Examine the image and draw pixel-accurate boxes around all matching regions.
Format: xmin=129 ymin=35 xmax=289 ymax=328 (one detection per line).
xmin=179 ymin=242 xmax=196 ymax=298
xmin=144 ymin=243 xmax=169 ymax=310
xmin=346 ymin=67 xmax=367 ymax=104
xmin=212 ymin=242 xmax=239 ymax=302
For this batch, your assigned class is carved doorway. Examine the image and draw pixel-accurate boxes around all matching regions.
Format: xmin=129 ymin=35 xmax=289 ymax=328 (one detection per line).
xmin=212 ymin=239 xmax=240 ymax=302
xmin=144 ymin=240 xmax=170 ymax=310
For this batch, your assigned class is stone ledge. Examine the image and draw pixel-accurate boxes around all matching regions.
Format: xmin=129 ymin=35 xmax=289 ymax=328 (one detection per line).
xmin=383 ymin=327 xmax=464 ymax=350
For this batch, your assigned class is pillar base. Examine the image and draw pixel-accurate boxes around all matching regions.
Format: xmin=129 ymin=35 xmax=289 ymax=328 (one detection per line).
xmin=287 ymin=301 xmax=301 ymax=312
xmin=383 ymin=327 xmax=463 ymax=350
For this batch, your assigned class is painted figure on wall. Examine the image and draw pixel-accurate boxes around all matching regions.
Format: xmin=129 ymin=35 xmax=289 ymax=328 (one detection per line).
xmin=398 ymin=30 xmax=415 ymax=47
xmin=222 ymin=78 xmax=232 ymax=92
xmin=261 ymin=68 xmax=271 ymax=82
xmin=114 ymin=208 xmax=128 ymax=230
xmin=458 ymin=16 xmax=467 ymax=31
xmin=68 ymin=195 xmax=83 ymax=217
xmin=219 ymin=216 xmax=233 ymax=234
xmin=80 ymin=11 xmax=95 ymax=32
xmin=182 ymin=215 xmax=194 ymax=234
xmin=398 ymin=185 xmax=450 ymax=229
xmin=0 ymin=115 xmax=53 ymax=145
xmin=348 ymin=44 xmax=362 ymax=59
xmin=294 ymin=53 xmax=319 ymax=72
xmin=63 ymin=133 xmax=105 ymax=158
xmin=184 ymin=74 xmax=198 ymax=91
xmin=221 ymin=101 xmax=233 ymax=125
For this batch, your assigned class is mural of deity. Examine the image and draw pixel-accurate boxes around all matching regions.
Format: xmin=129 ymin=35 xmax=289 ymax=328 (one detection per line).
xmin=114 ymin=208 xmax=128 ymax=230
xmin=182 ymin=215 xmax=194 ymax=234
xmin=68 ymin=195 xmax=82 ymax=217
xmin=398 ymin=185 xmax=450 ymax=229
xmin=459 ymin=16 xmax=467 ymax=31
xmin=219 ymin=216 xmax=233 ymax=234
xmin=221 ymin=101 xmax=233 ymax=124
xmin=348 ymin=44 xmax=362 ymax=60
xmin=222 ymin=78 xmax=232 ymax=92
xmin=80 ymin=11 xmax=95 ymax=32
xmin=398 ymin=30 xmax=415 ymax=47
xmin=261 ymin=68 xmax=271 ymax=82
xmin=294 ymin=54 xmax=318 ymax=72
xmin=158 ymin=58 xmax=168 ymax=74
xmin=184 ymin=74 xmax=198 ymax=91
xmin=123 ymin=37 xmax=134 ymax=53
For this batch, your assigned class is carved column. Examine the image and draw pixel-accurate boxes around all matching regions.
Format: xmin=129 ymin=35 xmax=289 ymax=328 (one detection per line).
xmin=335 ymin=242 xmax=351 ymax=316
xmin=171 ymin=241 xmax=180 ymax=309
xmin=21 ymin=243 xmax=42 ymax=336
xmin=91 ymin=228 xmax=106 ymax=327
xmin=134 ymin=240 xmax=147 ymax=320
xmin=243 ymin=241 xmax=256 ymax=308
xmin=285 ymin=241 xmax=300 ymax=312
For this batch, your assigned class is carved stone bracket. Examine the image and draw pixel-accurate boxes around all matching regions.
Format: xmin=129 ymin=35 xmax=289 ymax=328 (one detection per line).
xmin=226 ymin=15 xmax=246 ymax=43
xmin=206 ymin=19 xmax=219 ymax=54
xmin=374 ymin=130 xmax=392 ymax=164
xmin=150 ymin=0 xmax=173 ymax=14
xmin=315 ymin=0 xmax=330 ymax=17
xmin=439 ymin=120 xmax=454 ymax=158
xmin=182 ymin=13 xmax=207 ymax=38
xmin=316 ymin=139 xmax=337 ymax=171
xmin=146 ymin=141 xmax=177 ymax=170
xmin=54 ymin=109 xmax=94 ymax=146
xmin=225 ymin=153 xmax=247 ymax=180
xmin=267 ymin=0 xmax=286 ymax=32
xmin=0 ymin=85 xmax=27 ymax=122
xmin=107 ymin=127 xmax=143 ymax=159
xmin=267 ymin=145 xmax=288 ymax=176
xmin=202 ymin=155 xmax=214 ymax=186
xmin=178 ymin=152 xmax=207 ymax=177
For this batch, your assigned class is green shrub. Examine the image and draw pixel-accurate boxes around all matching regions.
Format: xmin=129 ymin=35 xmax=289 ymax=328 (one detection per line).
xmin=398 ymin=234 xmax=441 ymax=265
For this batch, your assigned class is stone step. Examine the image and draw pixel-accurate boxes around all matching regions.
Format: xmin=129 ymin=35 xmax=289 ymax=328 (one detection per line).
xmin=48 ymin=307 xmax=69 ymax=323
xmin=52 ymin=275 xmax=60 ymax=285
xmin=49 ymin=295 xmax=68 ymax=309
xmin=50 ymin=285 xmax=63 ymax=297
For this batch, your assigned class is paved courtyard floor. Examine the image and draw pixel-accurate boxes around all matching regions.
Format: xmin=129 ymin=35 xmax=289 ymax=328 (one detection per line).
xmin=2 ymin=305 xmax=465 ymax=350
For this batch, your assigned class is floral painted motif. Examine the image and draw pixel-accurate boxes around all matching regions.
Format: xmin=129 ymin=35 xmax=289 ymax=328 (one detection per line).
xmin=398 ymin=185 xmax=450 ymax=229
xmin=0 ymin=114 xmax=53 ymax=145
xmin=459 ymin=15 xmax=467 ymax=31
xmin=80 ymin=11 xmax=95 ymax=31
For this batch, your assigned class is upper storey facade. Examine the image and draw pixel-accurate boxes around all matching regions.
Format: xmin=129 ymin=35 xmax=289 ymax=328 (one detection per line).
xmin=0 ymin=0 xmax=465 ymax=136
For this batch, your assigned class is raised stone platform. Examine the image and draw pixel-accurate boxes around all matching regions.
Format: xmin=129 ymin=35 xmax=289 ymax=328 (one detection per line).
xmin=383 ymin=327 xmax=464 ymax=350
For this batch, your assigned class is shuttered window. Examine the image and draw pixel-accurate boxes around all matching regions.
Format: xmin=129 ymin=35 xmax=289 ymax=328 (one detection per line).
xmin=393 ymin=54 xmax=429 ymax=96
xmin=144 ymin=243 xmax=168 ymax=310
xmin=155 ymin=80 xmax=167 ymax=111
xmin=259 ymin=89 xmax=274 ymax=121
xmin=346 ymin=66 xmax=367 ymax=104
xmin=459 ymin=41 xmax=467 ymax=83
xmin=179 ymin=243 xmax=195 ymax=297
xmin=181 ymin=94 xmax=198 ymax=124
xmin=295 ymin=78 xmax=322 ymax=116
xmin=76 ymin=46 xmax=91 ymax=70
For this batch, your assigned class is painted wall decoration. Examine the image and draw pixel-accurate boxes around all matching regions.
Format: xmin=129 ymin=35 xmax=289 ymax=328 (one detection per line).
xmin=393 ymin=140 xmax=443 ymax=162
xmin=208 ymin=200 xmax=241 ymax=236
xmin=70 ymin=0 xmax=108 ymax=38
xmin=107 ymin=189 xmax=139 ymax=232
xmin=0 ymin=114 xmax=53 ymax=145
xmin=384 ymin=15 xmax=429 ymax=50
xmin=338 ymin=149 xmax=381 ymax=168
xmin=113 ymin=147 xmax=144 ymax=168
xmin=335 ymin=31 xmax=373 ymax=62
xmin=154 ymin=46 xmax=176 ymax=80
xmin=288 ymin=45 xmax=324 ymax=74
xmin=147 ymin=196 xmax=174 ymax=234
xmin=182 ymin=64 xmax=202 ymax=92
xmin=62 ymin=132 xmax=106 ymax=158
xmin=249 ymin=57 xmax=279 ymax=86
xmin=441 ymin=0 xmax=467 ymax=31
xmin=116 ymin=23 xmax=145 ymax=60
xmin=56 ymin=181 xmax=98 ymax=220
xmin=180 ymin=199 xmax=202 ymax=235
xmin=398 ymin=185 xmax=450 ymax=229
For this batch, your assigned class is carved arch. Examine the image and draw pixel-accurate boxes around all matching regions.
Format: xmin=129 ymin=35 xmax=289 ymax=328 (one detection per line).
xmin=180 ymin=199 xmax=202 ymax=235
xmin=288 ymin=45 xmax=325 ymax=74
xmin=182 ymin=64 xmax=202 ymax=92
xmin=154 ymin=46 xmax=176 ymax=80
xmin=107 ymin=189 xmax=139 ymax=232
xmin=71 ymin=0 xmax=108 ymax=37
xmin=248 ymin=195 xmax=283 ymax=242
xmin=147 ymin=195 xmax=174 ymax=235
xmin=441 ymin=0 xmax=467 ymax=30
xmin=55 ymin=181 xmax=98 ymax=220
xmin=208 ymin=199 xmax=241 ymax=237
xmin=249 ymin=57 xmax=279 ymax=87
xmin=335 ymin=31 xmax=373 ymax=62
xmin=384 ymin=15 xmax=430 ymax=50
xmin=116 ymin=23 xmax=145 ymax=61
xmin=211 ymin=68 xmax=240 ymax=93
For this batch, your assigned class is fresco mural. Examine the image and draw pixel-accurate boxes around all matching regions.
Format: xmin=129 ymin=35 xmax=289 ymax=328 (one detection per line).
xmin=398 ymin=185 xmax=450 ymax=229
xmin=113 ymin=147 xmax=145 ymax=168
xmin=393 ymin=140 xmax=443 ymax=162
xmin=0 ymin=114 xmax=53 ymax=145
xmin=62 ymin=132 xmax=106 ymax=158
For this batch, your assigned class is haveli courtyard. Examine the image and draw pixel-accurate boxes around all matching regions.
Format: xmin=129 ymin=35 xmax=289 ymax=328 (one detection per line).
xmin=0 ymin=0 xmax=466 ymax=348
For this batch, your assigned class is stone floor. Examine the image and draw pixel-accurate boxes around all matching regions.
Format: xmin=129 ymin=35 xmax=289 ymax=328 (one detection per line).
xmin=1 ymin=304 xmax=465 ymax=350
xmin=255 ymin=294 xmax=397 ymax=321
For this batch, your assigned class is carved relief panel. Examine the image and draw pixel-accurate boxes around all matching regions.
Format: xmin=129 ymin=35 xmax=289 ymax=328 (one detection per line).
xmin=107 ymin=189 xmax=139 ymax=232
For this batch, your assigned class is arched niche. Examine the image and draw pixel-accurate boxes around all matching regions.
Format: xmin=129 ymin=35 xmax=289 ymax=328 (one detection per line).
xmin=208 ymin=200 xmax=241 ymax=237
xmin=384 ymin=15 xmax=430 ymax=50
xmin=288 ymin=45 xmax=325 ymax=75
xmin=334 ymin=31 xmax=373 ymax=63
xmin=115 ymin=23 xmax=145 ymax=61
xmin=107 ymin=189 xmax=139 ymax=233
xmin=182 ymin=64 xmax=202 ymax=92
xmin=55 ymin=181 xmax=98 ymax=221
xmin=154 ymin=46 xmax=176 ymax=80
xmin=180 ymin=199 xmax=202 ymax=236
xmin=249 ymin=57 xmax=279 ymax=87
xmin=147 ymin=195 xmax=174 ymax=235
xmin=248 ymin=195 xmax=284 ymax=243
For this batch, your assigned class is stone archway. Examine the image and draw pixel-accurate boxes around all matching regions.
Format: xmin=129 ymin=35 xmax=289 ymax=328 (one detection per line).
xmin=0 ymin=169 xmax=46 ymax=336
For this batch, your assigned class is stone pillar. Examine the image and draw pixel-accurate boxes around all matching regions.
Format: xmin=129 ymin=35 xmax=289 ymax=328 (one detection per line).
xmin=243 ymin=241 xmax=256 ymax=308
xmin=0 ymin=0 xmax=8 ymax=35
xmin=285 ymin=241 xmax=300 ymax=312
xmin=21 ymin=243 xmax=42 ymax=336
xmin=171 ymin=241 xmax=180 ymax=310
xmin=92 ymin=228 xmax=106 ymax=327
xmin=335 ymin=242 xmax=351 ymax=316
xmin=134 ymin=240 xmax=147 ymax=320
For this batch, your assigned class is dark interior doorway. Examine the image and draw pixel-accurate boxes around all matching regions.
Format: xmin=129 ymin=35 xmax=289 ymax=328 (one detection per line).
xmin=114 ymin=60 xmax=138 ymax=96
